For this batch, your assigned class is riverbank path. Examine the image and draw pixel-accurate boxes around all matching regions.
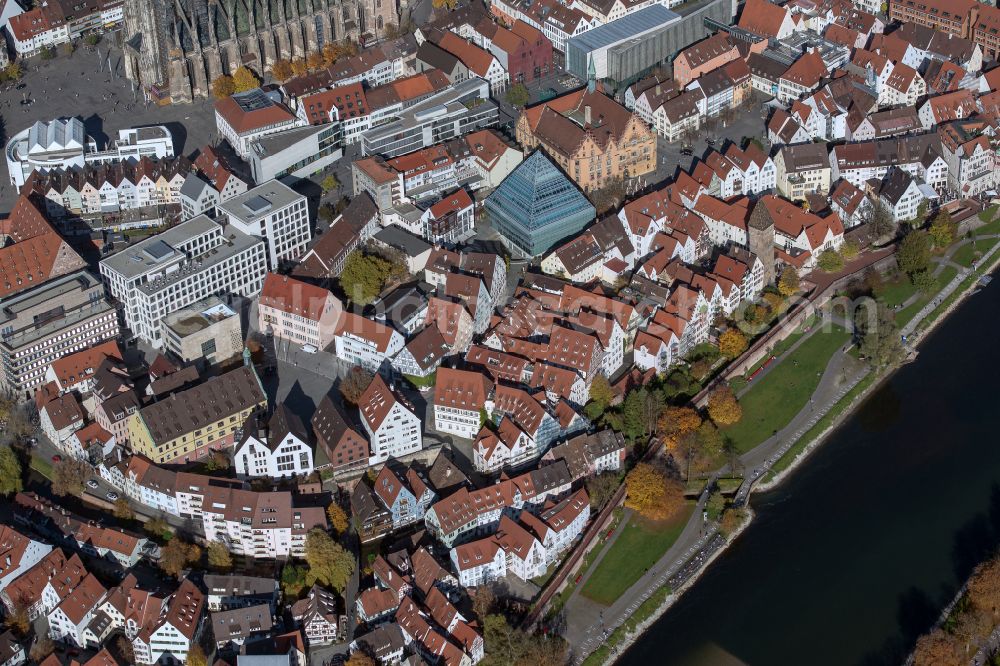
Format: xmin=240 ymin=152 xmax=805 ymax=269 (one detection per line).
xmin=560 ymin=325 xmax=868 ymax=662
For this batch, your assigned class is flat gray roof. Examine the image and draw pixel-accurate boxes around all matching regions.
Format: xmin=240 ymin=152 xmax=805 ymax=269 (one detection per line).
xmin=569 ymin=5 xmax=681 ymax=53
xmin=218 ymin=180 xmax=304 ymax=222
xmin=373 ymin=225 xmax=432 ymax=257
xmin=253 ymin=124 xmax=328 ymax=156
xmin=101 ymin=215 xmax=220 ymax=279
xmin=138 ymin=228 xmax=262 ymax=296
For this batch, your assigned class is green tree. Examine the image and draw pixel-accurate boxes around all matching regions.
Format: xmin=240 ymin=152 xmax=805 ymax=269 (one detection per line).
xmin=0 ymin=446 xmax=23 ymax=496
xmin=588 ymin=374 xmax=614 ymax=410
xmin=3 ymin=63 xmax=22 ymax=81
xmin=207 ymin=541 xmax=233 ymax=571
xmin=840 ymin=239 xmax=860 ymax=261
xmin=432 ymin=0 xmax=458 ymax=9
xmin=51 ymin=459 xmax=89 ymax=497
xmin=321 ymin=175 xmax=339 ymax=193
xmin=145 ymin=517 xmax=172 ymax=540
xmin=481 ymin=614 xmax=568 ymax=666
xmin=304 ymin=529 xmax=355 ymax=593
xmin=817 ymin=248 xmax=844 ymax=273
xmin=211 ymin=75 xmax=236 ymax=99
xmin=912 ymin=269 xmax=937 ymax=295
xmin=706 ymin=490 xmax=726 ymax=520
xmin=318 ymin=203 xmax=336 ymax=223
xmin=232 ymin=66 xmax=260 ymax=92
xmin=505 ymin=82 xmax=529 ymax=107
xmin=856 ymin=301 xmax=904 ymax=369
xmin=39 ymin=46 xmax=55 ymax=60
xmin=777 ymin=267 xmax=800 ymax=296
xmin=84 ymin=33 xmax=101 ymax=46
xmin=339 ymin=251 xmax=404 ymax=305
xmin=622 ymin=387 xmax=646 ymax=442
xmin=281 ymin=564 xmax=309 ymax=597
xmin=897 ymin=230 xmax=932 ymax=277
xmin=928 ymin=210 xmax=956 ymax=249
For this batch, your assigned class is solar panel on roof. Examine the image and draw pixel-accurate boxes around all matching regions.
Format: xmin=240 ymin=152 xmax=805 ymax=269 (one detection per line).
xmin=143 ymin=240 xmax=174 ymax=262
xmin=242 ymin=195 xmax=272 ymax=215
xmin=233 ymin=88 xmax=275 ymax=112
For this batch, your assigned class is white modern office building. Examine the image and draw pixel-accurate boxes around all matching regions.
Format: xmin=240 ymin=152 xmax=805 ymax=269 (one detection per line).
xmin=217 ymin=180 xmax=311 ymax=270
xmin=99 ymin=215 xmax=267 ymax=347
xmin=5 ymin=117 xmax=174 ymax=188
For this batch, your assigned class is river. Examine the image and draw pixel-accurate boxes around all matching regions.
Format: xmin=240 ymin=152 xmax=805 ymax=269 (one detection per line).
xmin=619 ymin=280 xmax=1000 ymax=666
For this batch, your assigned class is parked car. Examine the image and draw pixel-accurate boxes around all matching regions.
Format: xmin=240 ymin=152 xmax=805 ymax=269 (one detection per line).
xmin=87 ymin=480 xmax=99 ymax=489
xmin=106 ymin=492 xmax=119 ymax=501
xmin=51 ymin=455 xmax=62 ymax=463
xmin=301 ymin=344 xmax=318 ymax=354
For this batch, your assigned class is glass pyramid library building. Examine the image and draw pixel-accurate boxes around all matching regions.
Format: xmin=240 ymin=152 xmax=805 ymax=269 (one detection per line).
xmin=484 ymin=150 xmax=596 ymax=258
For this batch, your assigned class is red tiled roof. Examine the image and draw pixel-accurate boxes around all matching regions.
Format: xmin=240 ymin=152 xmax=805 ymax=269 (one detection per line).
xmin=434 ymin=368 xmax=491 ymax=412
xmin=214 ymin=94 xmax=297 ymax=135
xmin=260 ymin=273 xmax=338 ymax=322
xmin=738 ymin=0 xmax=790 ymax=38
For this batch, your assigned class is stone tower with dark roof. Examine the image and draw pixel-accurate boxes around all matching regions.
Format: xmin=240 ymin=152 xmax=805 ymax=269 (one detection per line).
xmin=748 ymin=202 xmax=776 ymax=286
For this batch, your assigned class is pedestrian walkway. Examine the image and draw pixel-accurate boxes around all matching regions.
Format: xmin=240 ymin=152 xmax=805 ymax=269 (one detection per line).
xmin=559 ymin=219 xmax=1000 ymax=664
xmin=560 ymin=320 xmax=868 ymax=663
xmin=900 ymin=232 xmax=1000 ymax=338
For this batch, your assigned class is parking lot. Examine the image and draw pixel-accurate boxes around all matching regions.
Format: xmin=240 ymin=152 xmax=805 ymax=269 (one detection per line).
xmin=0 ymin=36 xmax=216 ymax=210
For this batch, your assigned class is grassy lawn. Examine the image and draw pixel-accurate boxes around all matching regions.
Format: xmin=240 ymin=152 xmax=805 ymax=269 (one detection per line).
xmin=30 ymin=455 xmax=53 ymax=479
xmin=764 ymin=373 xmax=876 ymax=483
xmin=716 ymin=477 xmax=743 ymax=494
xmin=875 ymin=275 xmax=919 ymax=309
xmin=877 ymin=265 xmax=958 ymax=328
xmin=722 ymin=327 xmax=851 ymax=454
xmin=953 ymin=238 xmax=1000 ymax=268
xmin=580 ymin=505 xmax=694 ymax=606
xmin=731 ymin=317 xmax=817 ymax=393
xmin=544 ymin=508 xmax=625 ymax=619
xmin=975 ymin=206 xmax=1000 ymax=234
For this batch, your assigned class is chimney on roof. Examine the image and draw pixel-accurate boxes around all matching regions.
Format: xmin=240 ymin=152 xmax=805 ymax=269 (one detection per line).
xmin=584 ymin=105 xmax=592 ymax=125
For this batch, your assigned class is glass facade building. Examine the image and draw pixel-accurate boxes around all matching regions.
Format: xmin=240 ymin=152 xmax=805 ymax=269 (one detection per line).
xmin=484 ymin=151 xmax=596 ymax=258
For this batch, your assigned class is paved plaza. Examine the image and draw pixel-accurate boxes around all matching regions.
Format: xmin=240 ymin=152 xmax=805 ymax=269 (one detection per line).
xmin=0 ymin=36 xmax=217 ymax=210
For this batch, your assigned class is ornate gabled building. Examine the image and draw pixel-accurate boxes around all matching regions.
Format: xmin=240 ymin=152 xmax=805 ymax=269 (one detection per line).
xmin=122 ymin=0 xmax=402 ymax=103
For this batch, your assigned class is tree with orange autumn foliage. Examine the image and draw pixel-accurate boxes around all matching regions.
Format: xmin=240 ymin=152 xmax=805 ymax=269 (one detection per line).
xmin=307 ymin=51 xmax=326 ymax=71
xmin=270 ymin=59 xmax=293 ymax=81
xmin=968 ymin=557 xmax=1000 ymax=617
xmin=624 ymin=462 xmax=685 ymax=521
xmin=718 ymin=329 xmax=748 ymax=359
xmin=912 ymin=629 xmax=963 ymax=666
xmin=707 ymin=386 xmax=742 ymax=426
xmin=657 ymin=406 xmax=702 ymax=441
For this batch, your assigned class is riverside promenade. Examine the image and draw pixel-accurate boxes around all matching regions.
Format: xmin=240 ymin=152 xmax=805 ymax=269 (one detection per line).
xmin=562 ymin=210 xmax=1000 ymax=666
